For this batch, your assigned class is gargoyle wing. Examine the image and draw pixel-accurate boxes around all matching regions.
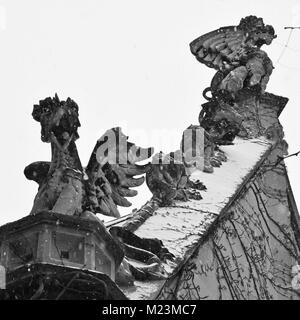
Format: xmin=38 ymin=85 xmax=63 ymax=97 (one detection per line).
xmin=190 ymin=26 xmax=247 ymax=72
xmin=24 ymin=161 xmax=51 ymax=186
xmin=85 ymin=127 xmax=154 ymax=218
xmin=190 ymin=16 xmax=276 ymax=74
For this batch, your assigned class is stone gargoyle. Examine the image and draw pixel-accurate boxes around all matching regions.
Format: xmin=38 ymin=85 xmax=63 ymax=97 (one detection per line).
xmin=190 ymin=15 xmax=276 ymax=99
xmin=198 ymin=98 xmax=243 ymax=146
xmin=146 ymin=151 xmax=205 ymax=206
xmin=24 ymin=94 xmax=154 ymax=218
xmin=23 ymin=94 xmax=177 ymax=287
xmin=180 ymin=125 xmax=229 ymax=174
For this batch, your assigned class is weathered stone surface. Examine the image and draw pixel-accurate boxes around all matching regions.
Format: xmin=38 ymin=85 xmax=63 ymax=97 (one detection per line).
xmin=190 ymin=16 xmax=276 ymax=97
xmin=108 ymin=138 xmax=280 ymax=299
xmin=17 ymin=15 xmax=299 ymax=300
xmin=234 ymin=93 xmax=288 ymax=144
xmin=25 ymin=95 xmax=153 ymax=218
xmin=146 ymin=151 xmax=203 ymax=206
xmin=157 ymin=144 xmax=300 ymax=300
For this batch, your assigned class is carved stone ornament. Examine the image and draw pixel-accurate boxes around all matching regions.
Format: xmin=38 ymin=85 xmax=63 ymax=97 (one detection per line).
xmin=25 ymin=94 xmax=154 ymax=218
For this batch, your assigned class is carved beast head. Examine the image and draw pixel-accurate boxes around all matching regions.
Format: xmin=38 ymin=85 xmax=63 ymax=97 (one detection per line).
xmin=32 ymin=94 xmax=81 ymax=143
xmin=238 ymin=15 xmax=277 ymax=47
xmin=199 ymin=100 xmax=242 ymax=145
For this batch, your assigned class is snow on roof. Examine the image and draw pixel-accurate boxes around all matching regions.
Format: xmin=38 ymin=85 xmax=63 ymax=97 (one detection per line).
xmin=110 ymin=137 xmax=272 ymax=299
xmin=188 ymin=137 xmax=272 ymax=214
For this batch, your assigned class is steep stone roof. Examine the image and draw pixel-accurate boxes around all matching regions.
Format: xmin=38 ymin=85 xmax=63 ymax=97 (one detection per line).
xmin=105 ymin=137 xmax=273 ymax=299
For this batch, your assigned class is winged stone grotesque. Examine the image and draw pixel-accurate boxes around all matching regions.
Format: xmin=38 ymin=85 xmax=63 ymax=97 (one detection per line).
xmin=85 ymin=127 xmax=154 ymax=217
xmin=146 ymin=151 xmax=205 ymax=206
xmin=190 ymin=16 xmax=276 ymax=98
xmin=24 ymin=95 xmax=153 ymax=218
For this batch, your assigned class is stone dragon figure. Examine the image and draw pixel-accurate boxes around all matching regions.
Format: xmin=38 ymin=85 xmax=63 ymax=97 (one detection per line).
xmin=190 ymin=15 xmax=276 ymax=99
xmin=24 ymin=94 xmax=153 ymax=218
xmin=24 ymin=94 xmax=176 ymax=286
xmin=188 ymin=16 xmax=276 ymax=156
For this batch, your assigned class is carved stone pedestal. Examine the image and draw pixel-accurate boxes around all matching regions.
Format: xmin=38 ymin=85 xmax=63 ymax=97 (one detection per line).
xmin=0 ymin=212 xmax=126 ymax=300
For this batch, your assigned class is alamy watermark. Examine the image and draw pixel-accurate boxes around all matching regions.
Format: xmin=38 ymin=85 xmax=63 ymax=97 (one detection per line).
xmin=95 ymin=127 xmax=205 ymax=168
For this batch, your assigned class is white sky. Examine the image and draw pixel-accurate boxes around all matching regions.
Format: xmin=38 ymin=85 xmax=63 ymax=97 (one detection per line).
xmin=0 ymin=0 xmax=299 ymax=225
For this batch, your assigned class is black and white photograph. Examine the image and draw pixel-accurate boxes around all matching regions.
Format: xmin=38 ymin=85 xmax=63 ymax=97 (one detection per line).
xmin=0 ymin=0 xmax=299 ymax=309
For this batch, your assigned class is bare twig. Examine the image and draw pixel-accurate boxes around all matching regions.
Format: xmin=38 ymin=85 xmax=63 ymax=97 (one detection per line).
xmin=275 ymin=150 xmax=300 ymax=167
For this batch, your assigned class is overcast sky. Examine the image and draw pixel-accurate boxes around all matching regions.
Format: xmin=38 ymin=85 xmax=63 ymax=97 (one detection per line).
xmin=0 ymin=0 xmax=299 ymax=225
